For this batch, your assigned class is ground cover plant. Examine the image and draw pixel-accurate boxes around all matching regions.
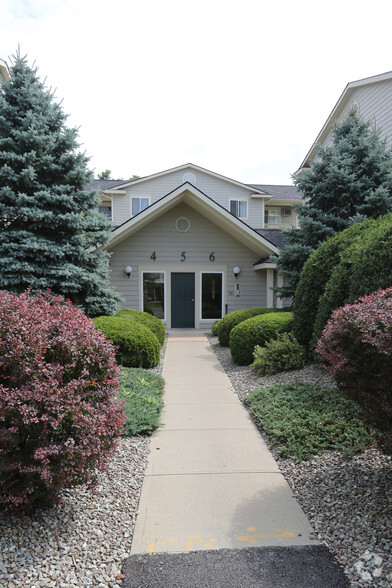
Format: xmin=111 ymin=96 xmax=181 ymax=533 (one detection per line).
xmin=0 ymin=290 xmax=125 ymax=511
xmin=93 ymin=316 xmax=160 ymax=368
xmin=243 ymin=382 xmax=375 ymax=461
xmin=119 ymin=368 xmax=165 ymax=436
xmin=216 ymin=307 xmax=281 ymax=346
xmin=251 ymin=332 xmax=306 ymax=376
xmin=317 ymin=287 xmax=392 ymax=453
xmin=116 ymin=308 xmax=166 ymax=347
xmin=230 ymin=311 xmax=294 ymax=365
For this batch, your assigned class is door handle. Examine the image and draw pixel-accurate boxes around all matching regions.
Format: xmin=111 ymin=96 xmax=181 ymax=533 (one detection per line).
xmin=191 ymin=299 xmax=194 ymax=302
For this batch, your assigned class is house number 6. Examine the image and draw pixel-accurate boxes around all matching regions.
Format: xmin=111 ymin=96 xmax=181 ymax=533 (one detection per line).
xmin=209 ymin=252 xmax=215 ymax=261
xmin=181 ymin=251 xmax=186 ymax=261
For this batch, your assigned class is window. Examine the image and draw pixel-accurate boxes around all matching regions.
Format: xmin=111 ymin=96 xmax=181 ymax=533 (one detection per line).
xmin=265 ymin=209 xmax=280 ymax=225
xmin=201 ymin=272 xmax=223 ymax=320
xmin=142 ymin=272 xmax=165 ymax=319
xmin=230 ymin=200 xmax=247 ymax=219
xmin=98 ymin=205 xmax=112 ymax=220
xmin=282 ymin=208 xmax=292 ymax=217
xmin=132 ymin=197 xmax=150 ymax=216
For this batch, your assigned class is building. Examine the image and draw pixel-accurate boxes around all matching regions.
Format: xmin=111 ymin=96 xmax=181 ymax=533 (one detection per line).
xmin=298 ymin=70 xmax=392 ymax=173
xmin=0 ymin=59 xmax=10 ymax=83
xmin=93 ymin=163 xmax=301 ymax=329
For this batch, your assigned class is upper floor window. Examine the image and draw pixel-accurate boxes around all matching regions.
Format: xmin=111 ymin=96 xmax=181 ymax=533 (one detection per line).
xmin=98 ymin=201 xmax=112 ymax=220
xmin=265 ymin=209 xmax=280 ymax=225
xmin=230 ymin=200 xmax=247 ymax=219
xmin=132 ymin=197 xmax=150 ymax=216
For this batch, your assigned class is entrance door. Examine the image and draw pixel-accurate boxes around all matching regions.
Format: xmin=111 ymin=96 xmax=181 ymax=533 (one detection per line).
xmin=171 ymin=273 xmax=195 ymax=328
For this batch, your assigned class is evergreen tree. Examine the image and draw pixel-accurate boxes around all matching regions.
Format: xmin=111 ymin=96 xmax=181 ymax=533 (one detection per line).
xmin=277 ymin=108 xmax=392 ymax=300
xmin=0 ymin=52 xmax=121 ymax=316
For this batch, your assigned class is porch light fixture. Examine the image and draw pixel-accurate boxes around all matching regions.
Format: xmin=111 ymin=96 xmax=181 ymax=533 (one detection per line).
xmin=125 ymin=265 xmax=133 ymax=279
xmin=233 ymin=266 xmax=241 ymax=279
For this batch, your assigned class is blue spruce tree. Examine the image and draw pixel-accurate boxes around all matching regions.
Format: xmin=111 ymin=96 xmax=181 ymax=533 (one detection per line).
xmin=0 ymin=52 xmax=121 ymax=316
xmin=277 ymin=108 xmax=392 ymax=300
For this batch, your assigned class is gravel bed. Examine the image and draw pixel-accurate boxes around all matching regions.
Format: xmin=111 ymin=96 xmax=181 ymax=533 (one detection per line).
xmin=0 ymin=336 xmax=168 ymax=588
xmin=207 ymin=334 xmax=392 ymax=588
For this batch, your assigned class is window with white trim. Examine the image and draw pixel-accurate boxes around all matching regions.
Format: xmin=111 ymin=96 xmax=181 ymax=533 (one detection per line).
xmin=132 ymin=197 xmax=150 ymax=216
xmin=98 ymin=199 xmax=112 ymax=221
xmin=264 ymin=209 xmax=280 ymax=225
xmin=230 ymin=200 xmax=247 ymax=219
xmin=201 ymin=272 xmax=223 ymax=320
xmin=142 ymin=272 xmax=165 ymax=319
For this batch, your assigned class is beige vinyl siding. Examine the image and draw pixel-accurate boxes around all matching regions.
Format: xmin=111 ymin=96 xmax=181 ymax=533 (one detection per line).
xmin=320 ymin=79 xmax=392 ymax=151
xmin=113 ymin=169 xmax=264 ymax=228
xmin=112 ymin=194 xmax=130 ymax=226
xmin=108 ymin=202 xmax=268 ymax=320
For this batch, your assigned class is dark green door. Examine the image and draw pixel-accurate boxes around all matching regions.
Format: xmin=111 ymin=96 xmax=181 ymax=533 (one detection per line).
xmin=171 ymin=273 xmax=195 ymax=328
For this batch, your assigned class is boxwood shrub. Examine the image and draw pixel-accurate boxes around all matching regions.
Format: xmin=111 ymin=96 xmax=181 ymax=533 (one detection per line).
xmin=230 ymin=312 xmax=294 ymax=365
xmin=93 ymin=316 xmax=160 ymax=368
xmin=217 ymin=307 xmax=283 ymax=346
xmin=0 ymin=290 xmax=125 ymax=511
xmin=116 ymin=308 xmax=166 ymax=347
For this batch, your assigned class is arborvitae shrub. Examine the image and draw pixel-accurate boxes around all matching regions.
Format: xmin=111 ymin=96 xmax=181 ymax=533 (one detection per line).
xmin=230 ymin=312 xmax=294 ymax=365
xmin=93 ymin=316 xmax=160 ymax=368
xmin=115 ymin=309 xmax=166 ymax=347
xmin=317 ymin=287 xmax=392 ymax=453
xmin=0 ymin=290 xmax=125 ymax=511
xmin=251 ymin=332 xmax=306 ymax=376
xmin=217 ymin=308 xmax=282 ymax=347
xmin=312 ymin=214 xmax=392 ymax=349
xmin=293 ymin=221 xmax=371 ymax=351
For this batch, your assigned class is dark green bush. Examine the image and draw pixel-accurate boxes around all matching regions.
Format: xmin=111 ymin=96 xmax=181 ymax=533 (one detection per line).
xmin=93 ymin=316 xmax=160 ymax=368
xmin=211 ymin=320 xmax=220 ymax=336
xmin=312 ymin=213 xmax=392 ymax=349
xmin=116 ymin=308 xmax=166 ymax=347
xmin=251 ymin=332 xmax=306 ymax=376
xmin=293 ymin=221 xmax=370 ymax=351
xmin=217 ymin=307 xmax=282 ymax=346
xmin=119 ymin=368 xmax=165 ymax=436
xmin=230 ymin=312 xmax=294 ymax=365
xmin=243 ymin=383 xmax=375 ymax=461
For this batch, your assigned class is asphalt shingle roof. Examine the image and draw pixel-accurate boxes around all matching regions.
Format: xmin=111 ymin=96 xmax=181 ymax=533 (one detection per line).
xmin=248 ymin=184 xmax=302 ymax=201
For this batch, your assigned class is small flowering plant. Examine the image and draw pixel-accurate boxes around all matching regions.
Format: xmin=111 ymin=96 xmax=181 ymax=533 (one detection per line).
xmin=317 ymin=287 xmax=392 ymax=453
xmin=0 ymin=290 xmax=125 ymax=511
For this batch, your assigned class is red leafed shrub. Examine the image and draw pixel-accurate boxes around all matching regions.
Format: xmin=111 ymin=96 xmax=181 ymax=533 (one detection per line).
xmin=0 ymin=290 xmax=125 ymax=511
xmin=317 ymin=287 xmax=392 ymax=453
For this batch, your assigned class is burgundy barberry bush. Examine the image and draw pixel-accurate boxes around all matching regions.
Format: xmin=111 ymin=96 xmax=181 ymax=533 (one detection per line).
xmin=0 ymin=290 xmax=125 ymax=511
xmin=317 ymin=287 xmax=392 ymax=453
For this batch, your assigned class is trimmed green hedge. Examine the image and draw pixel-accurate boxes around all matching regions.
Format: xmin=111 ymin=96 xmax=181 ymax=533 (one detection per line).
xmin=217 ymin=308 xmax=283 ymax=347
xmin=211 ymin=320 xmax=220 ymax=336
xmin=293 ymin=221 xmax=371 ymax=351
xmin=93 ymin=316 xmax=160 ymax=368
xmin=311 ymin=214 xmax=392 ymax=349
xmin=230 ymin=312 xmax=294 ymax=365
xmin=116 ymin=308 xmax=166 ymax=347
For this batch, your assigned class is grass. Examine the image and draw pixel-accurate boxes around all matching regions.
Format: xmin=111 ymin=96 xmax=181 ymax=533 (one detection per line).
xmin=243 ymin=382 xmax=375 ymax=461
xmin=118 ymin=367 xmax=165 ymax=436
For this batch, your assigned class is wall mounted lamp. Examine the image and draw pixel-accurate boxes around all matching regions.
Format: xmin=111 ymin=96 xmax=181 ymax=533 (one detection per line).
xmin=233 ymin=266 xmax=241 ymax=279
xmin=125 ymin=265 xmax=133 ymax=279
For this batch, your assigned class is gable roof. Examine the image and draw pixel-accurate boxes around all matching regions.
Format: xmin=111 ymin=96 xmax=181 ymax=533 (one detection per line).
xmin=297 ymin=70 xmax=392 ymax=173
xmin=92 ymin=163 xmax=271 ymax=197
xmin=106 ymin=182 xmax=280 ymax=257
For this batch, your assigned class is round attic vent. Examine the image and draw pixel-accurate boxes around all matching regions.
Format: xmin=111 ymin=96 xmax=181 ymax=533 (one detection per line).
xmin=182 ymin=172 xmax=197 ymax=185
xmin=175 ymin=216 xmax=191 ymax=232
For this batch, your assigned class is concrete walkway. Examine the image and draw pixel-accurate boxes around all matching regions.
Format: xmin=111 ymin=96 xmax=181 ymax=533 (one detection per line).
xmin=130 ymin=331 xmax=317 ymax=556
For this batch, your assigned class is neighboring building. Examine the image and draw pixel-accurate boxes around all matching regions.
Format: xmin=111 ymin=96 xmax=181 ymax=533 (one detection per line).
xmin=298 ymin=70 xmax=392 ymax=174
xmin=93 ymin=163 xmax=302 ymax=328
xmin=0 ymin=59 xmax=10 ymax=83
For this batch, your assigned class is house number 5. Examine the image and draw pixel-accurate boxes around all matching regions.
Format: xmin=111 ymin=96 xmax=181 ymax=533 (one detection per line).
xmin=209 ymin=252 xmax=215 ymax=262
xmin=181 ymin=251 xmax=186 ymax=261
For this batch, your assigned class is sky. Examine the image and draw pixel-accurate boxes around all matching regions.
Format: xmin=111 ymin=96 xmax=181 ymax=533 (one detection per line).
xmin=2 ymin=0 xmax=392 ymax=185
